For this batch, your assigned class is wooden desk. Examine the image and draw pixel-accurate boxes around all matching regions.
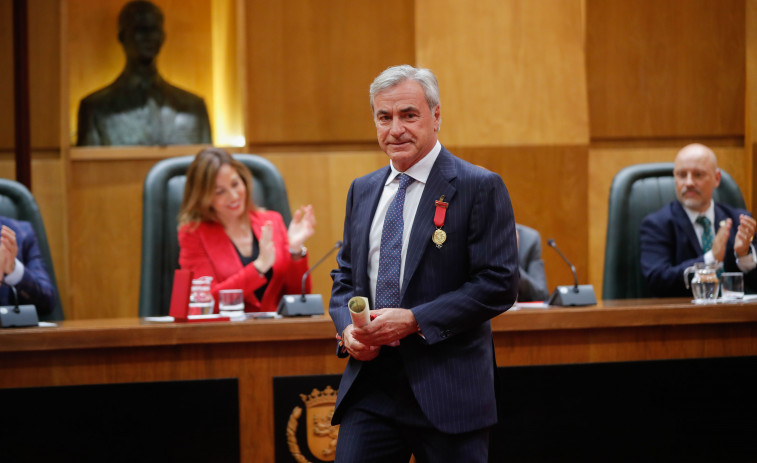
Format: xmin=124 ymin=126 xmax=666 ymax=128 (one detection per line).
xmin=2 ymin=299 xmax=757 ymax=461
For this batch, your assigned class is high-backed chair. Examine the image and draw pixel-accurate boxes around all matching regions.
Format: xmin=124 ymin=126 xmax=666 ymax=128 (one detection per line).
xmin=0 ymin=179 xmax=64 ymax=320
xmin=139 ymin=154 xmax=292 ymax=317
xmin=602 ymin=162 xmax=746 ymax=300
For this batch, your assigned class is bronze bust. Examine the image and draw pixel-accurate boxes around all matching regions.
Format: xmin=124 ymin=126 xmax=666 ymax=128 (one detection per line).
xmin=76 ymin=1 xmax=212 ymax=146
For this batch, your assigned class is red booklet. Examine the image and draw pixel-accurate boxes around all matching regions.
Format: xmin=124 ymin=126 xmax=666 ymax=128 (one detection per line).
xmin=169 ymin=269 xmax=193 ymax=321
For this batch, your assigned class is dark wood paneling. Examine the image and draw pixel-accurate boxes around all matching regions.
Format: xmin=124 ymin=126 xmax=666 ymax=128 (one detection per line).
xmin=452 ymin=144 xmax=590 ymax=294
xmin=0 ymin=0 xmax=14 ymax=150
xmin=245 ymin=0 xmax=415 ymax=144
xmin=587 ymin=0 xmax=745 ymax=139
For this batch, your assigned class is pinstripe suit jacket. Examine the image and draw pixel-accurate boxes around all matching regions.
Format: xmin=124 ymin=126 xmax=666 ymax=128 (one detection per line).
xmin=329 ymin=146 xmax=519 ymax=434
xmin=0 ymin=217 xmax=57 ymax=315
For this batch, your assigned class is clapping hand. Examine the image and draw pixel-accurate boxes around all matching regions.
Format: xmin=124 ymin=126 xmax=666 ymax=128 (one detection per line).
xmin=0 ymin=225 xmax=18 ymax=276
xmin=288 ymin=205 xmax=316 ymax=253
xmin=712 ymin=219 xmax=731 ymax=263
xmin=254 ymin=221 xmax=276 ymax=274
xmin=734 ymin=214 xmax=757 ymax=257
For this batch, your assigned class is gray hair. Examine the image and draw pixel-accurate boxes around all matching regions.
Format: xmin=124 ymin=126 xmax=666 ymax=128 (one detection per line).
xmin=369 ymin=65 xmax=441 ymax=128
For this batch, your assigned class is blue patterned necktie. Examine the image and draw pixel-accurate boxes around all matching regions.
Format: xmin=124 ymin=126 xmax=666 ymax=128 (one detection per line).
xmin=697 ymin=216 xmax=713 ymax=253
xmin=375 ymin=173 xmax=415 ymax=309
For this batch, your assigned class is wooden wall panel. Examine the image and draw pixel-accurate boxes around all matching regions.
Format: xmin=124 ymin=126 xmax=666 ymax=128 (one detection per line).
xmin=453 ymin=145 xmax=590 ymax=296
xmin=587 ymin=0 xmax=745 ymax=139
xmin=69 ymin=159 xmax=155 ymax=319
xmin=211 ymin=0 xmax=244 ymax=146
xmin=588 ymin=144 xmax=747 ymax=299
xmin=68 ymin=0 xmax=213 ymax=145
xmin=749 ymin=0 xmax=757 ymax=211
xmin=415 ymin=0 xmax=590 ymax=294
xmin=245 ymin=0 xmax=415 ymax=144
xmin=416 ymin=0 xmax=589 ymax=146
xmin=0 ymin=0 xmax=13 ymax=150
xmin=1 ymin=0 xmax=62 ymax=149
xmin=28 ymin=0 xmax=61 ymax=149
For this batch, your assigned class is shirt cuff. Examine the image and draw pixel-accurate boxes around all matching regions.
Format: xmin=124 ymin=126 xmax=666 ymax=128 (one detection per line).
xmin=703 ymin=250 xmax=716 ymax=265
xmin=3 ymin=258 xmax=24 ymax=286
xmin=736 ymin=244 xmax=757 ymax=272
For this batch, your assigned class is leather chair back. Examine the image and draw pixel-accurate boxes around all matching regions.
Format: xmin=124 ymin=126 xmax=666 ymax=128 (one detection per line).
xmin=139 ymin=154 xmax=291 ymax=316
xmin=0 ymin=178 xmax=64 ymax=320
xmin=603 ymin=162 xmax=745 ymax=299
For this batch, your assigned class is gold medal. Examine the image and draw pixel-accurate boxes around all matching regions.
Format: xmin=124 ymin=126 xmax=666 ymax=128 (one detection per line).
xmin=433 ymin=195 xmax=449 ymax=249
xmin=432 ymin=228 xmax=447 ymax=248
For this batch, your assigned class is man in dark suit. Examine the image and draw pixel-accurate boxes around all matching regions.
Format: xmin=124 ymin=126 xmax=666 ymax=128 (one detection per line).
xmin=516 ymin=223 xmax=549 ymax=301
xmin=0 ymin=217 xmax=57 ymax=316
xmin=329 ymin=65 xmax=519 ymax=462
xmin=640 ymin=143 xmax=757 ymax=297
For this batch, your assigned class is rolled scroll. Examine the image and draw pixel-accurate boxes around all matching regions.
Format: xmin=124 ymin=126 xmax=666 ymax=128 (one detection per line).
xmin=348 ymin=296 xmax=371 ymax=328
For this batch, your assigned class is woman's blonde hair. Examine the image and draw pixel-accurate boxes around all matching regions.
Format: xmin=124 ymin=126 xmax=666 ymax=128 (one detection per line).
xmin=178 ymin=147 xmax=256 ymax=228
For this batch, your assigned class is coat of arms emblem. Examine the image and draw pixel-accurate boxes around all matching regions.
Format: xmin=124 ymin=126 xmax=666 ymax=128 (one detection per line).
xmin=286 ymin=386 xmax=339 ymax=462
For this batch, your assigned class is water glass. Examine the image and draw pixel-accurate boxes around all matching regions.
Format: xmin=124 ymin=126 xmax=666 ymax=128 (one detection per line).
xmin=219 ymin=289 xmax=245 ymax=320
xmin=188 ymin=276 xmax=214 ymax=315
xmin=721 ymin=272 xmax=744 ymax=301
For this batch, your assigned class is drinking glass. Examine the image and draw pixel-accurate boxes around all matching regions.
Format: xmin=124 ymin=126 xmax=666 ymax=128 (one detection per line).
xmin=218 ymin=289 xmax=245 ymax=320
xmin=721 ymin=272 xmax=744 ymax=301
xmin=188 ymin=276 xmax=214 ymax=315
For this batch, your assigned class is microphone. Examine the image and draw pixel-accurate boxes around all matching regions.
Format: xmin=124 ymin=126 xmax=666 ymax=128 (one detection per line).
xmin=277 ymin=241 xmax=343 ymax=316
xmin=545 ymin=238 xmax=597 ymax=307
xmin=299 ymin=241 xmax=342 ymax=301
xmin=547 ymin=239 xmax=579 ymax=292
xmin=0 ymin=284 xmax=39 ymax=328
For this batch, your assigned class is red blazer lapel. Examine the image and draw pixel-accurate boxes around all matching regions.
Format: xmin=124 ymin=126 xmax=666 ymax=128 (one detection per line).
xmin=198 ymin=221 xmax=243 ymax=282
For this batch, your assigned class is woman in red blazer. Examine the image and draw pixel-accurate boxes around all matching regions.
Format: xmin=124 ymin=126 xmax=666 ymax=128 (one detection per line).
xmin=178 ymin=148 xmax=316 ymax=312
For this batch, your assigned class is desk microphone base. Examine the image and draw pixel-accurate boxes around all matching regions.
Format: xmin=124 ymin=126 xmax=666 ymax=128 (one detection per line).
xmin=278 ymin=294 xmax=324 ymax=316
xmin=548 ymin=285 xmax=597 ymax=307
xmin=0 ymin=304 xmax=39 ymax=328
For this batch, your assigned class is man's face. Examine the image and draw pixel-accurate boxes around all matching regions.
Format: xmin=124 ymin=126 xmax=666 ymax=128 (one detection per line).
xmin=673 ymin=146 xmax=721 ymax=213
xmin=120 ymin=10 xmax=165 ymax=64
xmin=373 ymin=80 xmax=440 ymax=172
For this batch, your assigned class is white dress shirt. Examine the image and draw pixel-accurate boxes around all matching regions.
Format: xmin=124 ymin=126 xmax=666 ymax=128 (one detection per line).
xmin=368 ymin=141 xmax=442 ymax=307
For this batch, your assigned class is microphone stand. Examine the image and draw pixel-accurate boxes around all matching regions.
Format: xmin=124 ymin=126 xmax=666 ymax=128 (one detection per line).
xmin=0 ymin=283 xmax=39 ymax=328
xmin=546 ymin=239 xmax=597 ymax=307
xmin=278 ymin=241 xmax=343 ymax=316
xmin=548 ymin=239 xmax=580 ymax=292
xmin=299 ymin=241 xmax=342 ymax=302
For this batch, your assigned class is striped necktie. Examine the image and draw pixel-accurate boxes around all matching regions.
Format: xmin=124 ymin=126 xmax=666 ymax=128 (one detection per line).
xmin=375 ymin=173 xmax=415 ymax=309
xmin=697 ymin=216 xmax=713 ymax=253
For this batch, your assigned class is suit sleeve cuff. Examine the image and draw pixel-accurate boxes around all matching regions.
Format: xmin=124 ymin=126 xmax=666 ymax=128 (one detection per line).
xmin=3 ymin=258 xmax=24 ymax=286
xmin=736 ymin=244 xmax=757 ymax=272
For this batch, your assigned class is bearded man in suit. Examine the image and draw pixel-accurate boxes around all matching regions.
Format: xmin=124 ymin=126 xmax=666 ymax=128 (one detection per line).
xmin=329 ymin=65 xmax=519 ymax=463
xmin=640 ymin=143 xmax=757 ymax=296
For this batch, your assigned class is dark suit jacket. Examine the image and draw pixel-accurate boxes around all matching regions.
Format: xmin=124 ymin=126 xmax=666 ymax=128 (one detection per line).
xmin=178 ymin=210 xmax=310 ymax=312
xmin=329 ymin=147 xmax=519 ymax=434
xmin=640 ymin=201 xmax=757 ymax=297
xmin=516 ymin=223 xmax=549 ymax=301
xmin=0 ymin=217 xmax=57 ymax=315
